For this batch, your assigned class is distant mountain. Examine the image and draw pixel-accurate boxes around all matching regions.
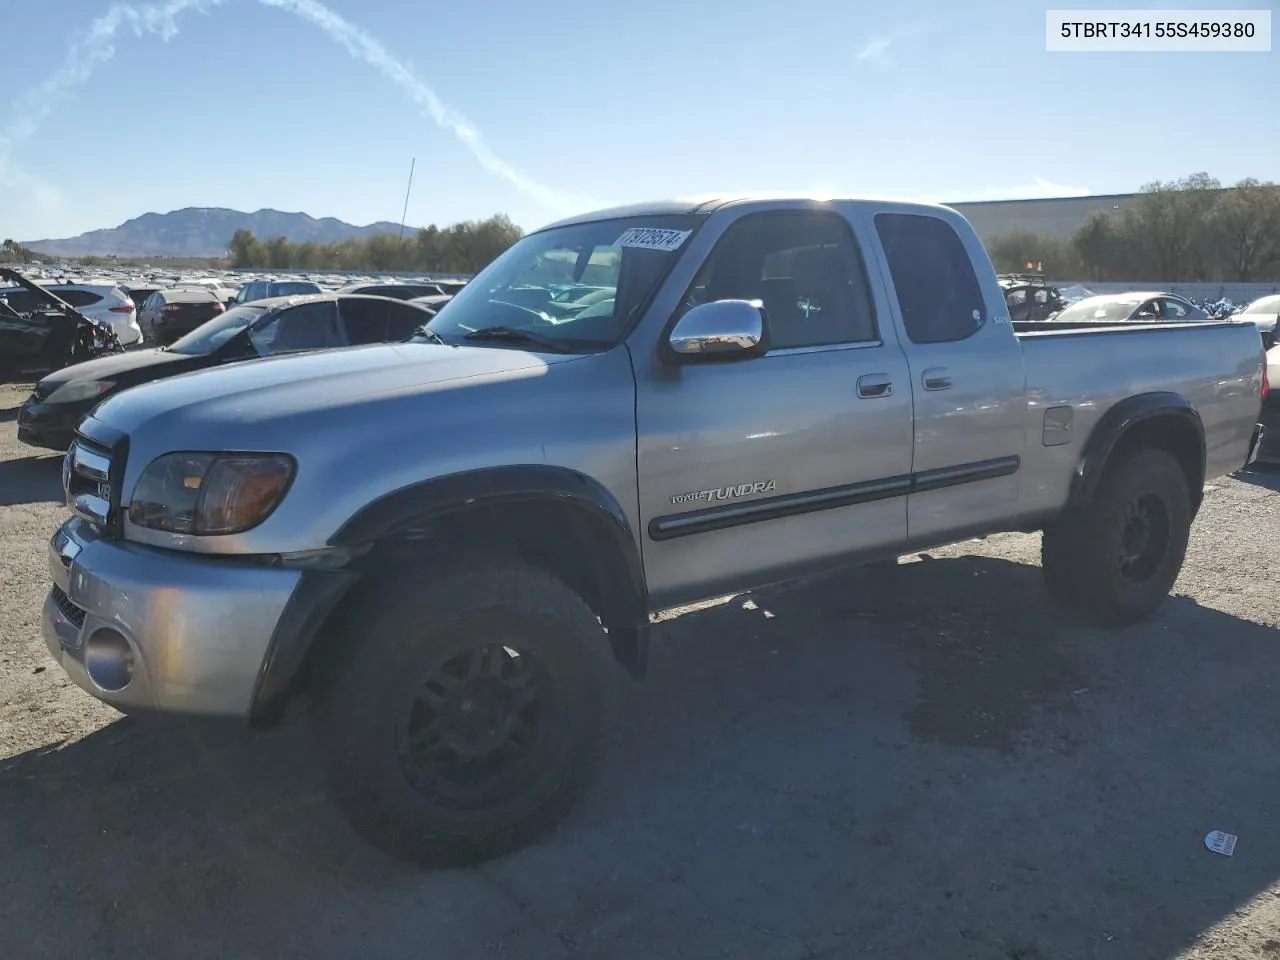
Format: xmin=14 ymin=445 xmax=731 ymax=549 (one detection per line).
xmin=24 ymin=207 xmax=414 ymax=258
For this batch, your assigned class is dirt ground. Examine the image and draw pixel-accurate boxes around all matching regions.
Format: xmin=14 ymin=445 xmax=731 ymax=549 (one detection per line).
xmin=1 ymin=381 xmax=1278 ymax=960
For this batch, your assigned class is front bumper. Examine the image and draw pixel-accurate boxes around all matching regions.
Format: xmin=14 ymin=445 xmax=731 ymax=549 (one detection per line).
xmin=43 ymin=517 xmax=302 ymax=716
xmin=16 ymin=396 xmax=85 ymax=451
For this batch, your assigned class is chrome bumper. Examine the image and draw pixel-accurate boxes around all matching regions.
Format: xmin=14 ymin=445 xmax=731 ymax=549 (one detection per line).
xmin=43 ymin=517 xmax=302 ymax=717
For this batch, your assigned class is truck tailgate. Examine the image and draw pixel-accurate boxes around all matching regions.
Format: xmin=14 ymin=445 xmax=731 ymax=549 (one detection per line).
xmin=1014 ymin=320 xmax=1264 ymax=516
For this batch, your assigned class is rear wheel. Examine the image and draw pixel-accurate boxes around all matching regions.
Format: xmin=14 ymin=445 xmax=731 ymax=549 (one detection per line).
xmin=310 ymin=559 xmax=614 ymax=867
xmin=1041 ymin=447 xmax=1192 ymax=625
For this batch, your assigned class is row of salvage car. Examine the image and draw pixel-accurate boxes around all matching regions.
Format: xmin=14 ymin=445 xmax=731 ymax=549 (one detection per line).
xmin=1000 ymin=273 xmax=1280 ymax=349
xmin=5 ymin=271 xmax=466 ymax=451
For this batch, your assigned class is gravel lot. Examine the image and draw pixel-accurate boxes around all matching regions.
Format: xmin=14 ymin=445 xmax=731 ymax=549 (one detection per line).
xmin=1 ymin=380 xmax=1278 ymax=960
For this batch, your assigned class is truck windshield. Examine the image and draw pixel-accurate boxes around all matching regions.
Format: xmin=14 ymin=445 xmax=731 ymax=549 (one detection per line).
xmin=421 ymin=214 xmax=703 ymax=351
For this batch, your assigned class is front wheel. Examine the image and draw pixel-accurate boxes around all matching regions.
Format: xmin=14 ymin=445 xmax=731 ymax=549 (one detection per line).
xmin=310 ymin=559 xmax=615 ymax=867
xmin=1041 ymin=447 xmax=1192 ymax=625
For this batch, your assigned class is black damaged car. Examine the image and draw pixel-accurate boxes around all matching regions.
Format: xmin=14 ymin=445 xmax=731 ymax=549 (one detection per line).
xmin=17 ymin=293 xmax=433 ymax=450
xmin=1 ymin=267 xmax=123 ymax=379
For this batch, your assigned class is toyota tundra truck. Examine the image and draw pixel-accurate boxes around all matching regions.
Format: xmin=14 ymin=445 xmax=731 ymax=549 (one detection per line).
xmin=42 ymin=196 xmax=1269 ymax=866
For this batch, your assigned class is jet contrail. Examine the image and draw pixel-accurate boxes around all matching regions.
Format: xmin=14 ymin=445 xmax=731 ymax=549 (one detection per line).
xmin=0 ymin=0 xmax=225 ymax=157
xmin=0 ymin=0 xmax=597 ymax=218
xmin=256 ymin=0 xmax=600 ymax=213
xmin=0 ymin=0 xmax=225 ymax=199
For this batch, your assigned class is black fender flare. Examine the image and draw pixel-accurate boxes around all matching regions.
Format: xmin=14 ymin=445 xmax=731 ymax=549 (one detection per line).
xmin=329 ymin=464 xmax=638 ymax=556
xmin=1068 ymin=392 xmax=1206 ymax=509
xmin=333 ymin=463 xmax=651 ymax=674
xmin=251 ymin=466 xmax=651 ymax=721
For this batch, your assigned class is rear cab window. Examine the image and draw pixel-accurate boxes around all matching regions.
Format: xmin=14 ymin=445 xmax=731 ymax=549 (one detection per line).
xmin=874 ymin=213 xmax=987 ymax=344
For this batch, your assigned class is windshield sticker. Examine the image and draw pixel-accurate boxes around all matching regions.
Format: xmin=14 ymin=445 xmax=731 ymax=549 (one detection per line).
xmin=615 ymin=227 xmax=692 ymax=252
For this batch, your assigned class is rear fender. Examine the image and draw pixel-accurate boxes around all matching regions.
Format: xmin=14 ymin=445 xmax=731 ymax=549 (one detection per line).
xmin=1069 ymin=392 xmax=1206 ymax=513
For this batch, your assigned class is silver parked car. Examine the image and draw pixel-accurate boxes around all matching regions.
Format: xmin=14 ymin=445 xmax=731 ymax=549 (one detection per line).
xmin=1052 ymin=291 xmax=1208 ymax=324
xmin=232 ymin=279 xmax=324 ymax=305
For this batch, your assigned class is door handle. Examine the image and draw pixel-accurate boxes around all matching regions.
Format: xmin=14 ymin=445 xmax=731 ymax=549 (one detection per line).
xmin=857 ymin=374 xmax=893 ymax=399
xmin=922 ymin=367 xmax=952 ymax=391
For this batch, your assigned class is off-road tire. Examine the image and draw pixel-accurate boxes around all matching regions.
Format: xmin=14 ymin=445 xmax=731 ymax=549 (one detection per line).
xmin=310 ymin=558 xmax=615 ymax=867
xmin=1041 ymin=447 xmax=1192 ymax=626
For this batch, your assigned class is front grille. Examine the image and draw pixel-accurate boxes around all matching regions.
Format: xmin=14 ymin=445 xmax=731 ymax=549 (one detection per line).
xmin=65 ymin=435 xmax=120 ymax=530
xmin=51 ymin=585 xmax=87 ymax=630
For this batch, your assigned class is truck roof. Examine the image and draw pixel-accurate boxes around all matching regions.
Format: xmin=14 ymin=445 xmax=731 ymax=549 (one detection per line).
xmin=540 ymin=194 xmax=956 ymax=232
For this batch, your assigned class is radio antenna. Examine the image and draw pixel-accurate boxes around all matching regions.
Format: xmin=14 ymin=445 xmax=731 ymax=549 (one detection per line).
xmin=398 ymin=157 xmax=416 ymax=243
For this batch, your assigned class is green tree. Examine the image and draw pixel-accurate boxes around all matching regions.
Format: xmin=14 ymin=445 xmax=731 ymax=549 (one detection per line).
xmin=366 ymin=233 xmax=409 ymax=271
xmin=414 ymin=225 xmax=443 ymax=272
xmin=1118 ymin=172 xmax=1221 ymax=280
xmin=228 ymin=228 xmax=264 ymax=268
xmin=1072 ymin=213 xmax=1127 ymax=281
xmin=263 ymin=236 xmax=291 ymax=270
xmin=217 ymin=213 xmax=523 ymax=274
xmin=1209 ymin=178 xmax=1280 ymax=281
xmin=2 ymin=238 xmax=34 ymax=263
xmin=985 ymin=230 xmax=1080 ymax=277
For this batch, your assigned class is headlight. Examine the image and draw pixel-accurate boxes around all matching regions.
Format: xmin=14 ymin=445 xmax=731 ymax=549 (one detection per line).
xmin=128 ymin=452 xmax=295 ymax=535
xmin=45 ymin=380 xmax=114 ymax=404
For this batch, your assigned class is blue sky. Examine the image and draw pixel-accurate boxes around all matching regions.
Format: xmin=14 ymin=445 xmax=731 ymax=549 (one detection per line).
xmin=1 ymin=0 xmax=1276 ymax=242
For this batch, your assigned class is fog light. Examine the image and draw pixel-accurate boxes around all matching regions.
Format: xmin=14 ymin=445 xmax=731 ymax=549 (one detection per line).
xmin=84 ymin=628 xmax=134 ymax=693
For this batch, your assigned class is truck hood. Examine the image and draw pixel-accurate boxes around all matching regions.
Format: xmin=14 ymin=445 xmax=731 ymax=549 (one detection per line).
xmin=91 ymin=341 xmax=581 ymax=438
xmin=83 ymin=341 xmax=637 ymax=556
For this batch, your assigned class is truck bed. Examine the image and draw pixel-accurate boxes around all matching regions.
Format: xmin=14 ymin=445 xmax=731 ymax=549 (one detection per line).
xmin=1012 ymin=318 xmax=1264 ymax=519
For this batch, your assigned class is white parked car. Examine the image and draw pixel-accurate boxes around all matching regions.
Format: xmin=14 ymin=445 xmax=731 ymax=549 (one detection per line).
xmin=0 ymin=281 xmax=142 ymax=345
xmin=1235 ymin=294 xmax=1280 ymax=348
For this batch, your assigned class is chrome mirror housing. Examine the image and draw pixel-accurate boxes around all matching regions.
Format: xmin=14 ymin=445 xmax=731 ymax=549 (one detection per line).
xmin=666 ymin=300 xmax=768 ymax=362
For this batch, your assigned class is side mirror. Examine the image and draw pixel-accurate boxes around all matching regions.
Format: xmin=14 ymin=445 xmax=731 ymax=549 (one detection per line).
xmin=1262 ymin=330 xmax=1277 ymax=352
xmin=666 ymin=299 xmax=768 ymax=364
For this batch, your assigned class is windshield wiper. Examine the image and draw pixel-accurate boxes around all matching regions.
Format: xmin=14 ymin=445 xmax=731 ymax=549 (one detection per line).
xmin=462 ymin=325 xmax=575 ymax=353
xmin=413 ymin=324 xmax=447 ymax=345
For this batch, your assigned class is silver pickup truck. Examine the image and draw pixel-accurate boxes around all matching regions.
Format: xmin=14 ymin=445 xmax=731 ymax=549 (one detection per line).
xmin=43 ymin=196 xmax=1268 ymax=866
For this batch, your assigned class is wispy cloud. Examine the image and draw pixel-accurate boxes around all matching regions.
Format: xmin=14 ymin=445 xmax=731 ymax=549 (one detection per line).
xmin=856 ymin=36 xmax=892 ymax=61
xmin=0 ymin=0 xmax=599 ymax=226
xmin=0 ymin=0 xmax=224 ymax=208
xmin=854 ymin=20 xmax=937 ymax=66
